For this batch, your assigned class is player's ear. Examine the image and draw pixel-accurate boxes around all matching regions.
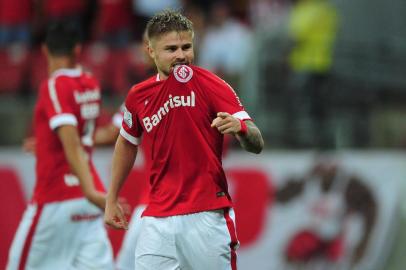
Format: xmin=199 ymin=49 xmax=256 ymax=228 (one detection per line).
xmin=147 ymin=44 xmax=155 ymax=59
xmin=147 ymin=38 xmax=156 ymax=59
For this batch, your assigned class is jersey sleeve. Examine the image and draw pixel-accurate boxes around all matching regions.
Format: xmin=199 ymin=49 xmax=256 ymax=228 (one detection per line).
xmin=43 ymin=77 xmax=78 ymax=130
xmin=208 ymin=77 xmax=252 ymax=121
xmin=120 ymin=97 xmax=143 ymax=145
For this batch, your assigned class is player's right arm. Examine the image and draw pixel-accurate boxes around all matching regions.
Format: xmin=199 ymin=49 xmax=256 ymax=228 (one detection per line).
xmin=57 ymin=125 xmax=106 ymax=210
xmin=105 ymin=135 xmax=138 ymax=230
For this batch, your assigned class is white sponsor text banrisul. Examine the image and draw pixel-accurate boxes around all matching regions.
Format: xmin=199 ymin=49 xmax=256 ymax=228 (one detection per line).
xmin=143 ymin=91 xmax=195 ymax=132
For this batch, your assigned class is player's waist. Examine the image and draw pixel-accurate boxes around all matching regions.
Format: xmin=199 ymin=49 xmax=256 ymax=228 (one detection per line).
xmin=33 ymin=173 xmax=105 ymax=203
xmin=142 ymin=197 xmax=232 ymax=217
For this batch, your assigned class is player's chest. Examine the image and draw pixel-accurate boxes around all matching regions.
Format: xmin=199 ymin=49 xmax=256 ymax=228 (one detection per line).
xmin=135 ymin=87 xmax=210 ymax=132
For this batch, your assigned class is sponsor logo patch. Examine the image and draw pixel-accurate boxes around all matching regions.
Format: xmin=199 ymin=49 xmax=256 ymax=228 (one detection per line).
xmin=123 ymin=107 xmax=132 ymax=128
xmin=173 ymin=65 xmax=193 ymax=83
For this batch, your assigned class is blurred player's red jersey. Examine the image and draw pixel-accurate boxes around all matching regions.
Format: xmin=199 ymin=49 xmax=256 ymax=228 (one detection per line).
xmin=121 ymin=65 xmax=251 ymax=217
xmin=33 ymin=68 xmax=105 ymax=204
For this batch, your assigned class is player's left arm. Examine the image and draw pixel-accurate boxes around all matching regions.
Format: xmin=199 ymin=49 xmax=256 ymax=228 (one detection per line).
xmin=94 ymin=123 xmax=120 ymax=146
xmin=211 ymin=112 xmax=264 ymax=154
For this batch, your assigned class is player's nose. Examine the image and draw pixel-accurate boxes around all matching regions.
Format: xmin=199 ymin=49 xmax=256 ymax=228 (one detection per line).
xmin=175 ymin=48 xmax=186 ymax=61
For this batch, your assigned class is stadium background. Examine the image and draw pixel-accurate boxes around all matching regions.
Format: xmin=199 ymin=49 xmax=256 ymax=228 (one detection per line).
xmin=1 ymin=0 xmax=406 ymax=269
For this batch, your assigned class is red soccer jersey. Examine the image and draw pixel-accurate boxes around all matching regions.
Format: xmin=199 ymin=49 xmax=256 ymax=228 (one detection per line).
xmin=121 ymin=65 xmax=251 ymax=217
xmin=33 ymin=67 xmax=105 ymax=204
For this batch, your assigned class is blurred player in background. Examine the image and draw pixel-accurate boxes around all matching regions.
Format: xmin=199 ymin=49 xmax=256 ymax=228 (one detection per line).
xmin=102 ymin=104 xmax=151 ymax=270
xmin=92 ymin=30 xmax=154 ymax=270
xmin=7 ymin=23 xmax=115 ymax=270
xmin=20 ymin=29 xmax=153 ymax=270
xmin=104 ymin=10 xmax=264 ymax=270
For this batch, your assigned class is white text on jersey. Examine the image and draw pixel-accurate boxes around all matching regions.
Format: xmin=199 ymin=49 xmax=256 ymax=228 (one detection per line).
xmin=143 ymin=91 xmax=195 ymax=132
xmin=74 ymin=89 xmax=100 ymax=104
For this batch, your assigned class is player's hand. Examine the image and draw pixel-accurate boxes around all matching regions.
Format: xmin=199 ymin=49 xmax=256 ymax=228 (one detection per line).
xmin=104 ymin=199 xmax=129 ymax=230
xmin=211 ymin=112 xmax=242 ymax=135
xmin=118 ymin=197 xmax=132 ymax=216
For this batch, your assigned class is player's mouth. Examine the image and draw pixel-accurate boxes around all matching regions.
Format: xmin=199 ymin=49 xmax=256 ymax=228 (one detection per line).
xmin=172 ymin=62 xmax=188 ymax=67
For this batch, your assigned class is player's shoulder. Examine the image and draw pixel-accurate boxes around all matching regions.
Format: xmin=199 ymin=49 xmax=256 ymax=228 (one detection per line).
xmin=128 ymin=75 xmax=160 ymax=96
xmin=189 ymin=64 xmax=211 ymax=75
xmin=45 ymin=68 xmax=86 ymax=87
xmin=39 ymin=69 xmax=83 ymax=94
xmin=81 ymin=70 xmax=99 ymax=84
xmin=189 ymin=65 xmax=224 ymax=83
xmin=187 ymin=65 xmax=230 ymax=91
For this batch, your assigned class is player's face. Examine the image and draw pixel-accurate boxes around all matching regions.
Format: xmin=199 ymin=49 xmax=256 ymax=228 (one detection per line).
xmin=148 ymin=31 xmax=194 ymax=79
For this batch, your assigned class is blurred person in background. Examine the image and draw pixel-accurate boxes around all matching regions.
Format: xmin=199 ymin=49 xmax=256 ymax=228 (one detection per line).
xmin=198 ymin=0 xmax=253 ymax=90
xmin=20 ymin=30 xmax=155 ymax=270
xmin=6 ymin=23 xmax=116 ymax=270
xmin=33 ymin=0 xmax=96 ymax=43
xmin=285 ymin=0 xmax=338 ymax=147
xmin=104 ymin=10 xmax=263 ymax=270
xmin=249 ymin=0 xmax=292 ymax=29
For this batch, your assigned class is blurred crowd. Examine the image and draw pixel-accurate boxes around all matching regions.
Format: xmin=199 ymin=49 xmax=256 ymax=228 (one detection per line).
xmin=0 ymin=0 xmax=272 ymax=96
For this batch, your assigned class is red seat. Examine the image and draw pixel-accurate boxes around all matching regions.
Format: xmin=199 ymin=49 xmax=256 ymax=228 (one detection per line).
xmin=0 ymin=167 xmax=27 ymax=269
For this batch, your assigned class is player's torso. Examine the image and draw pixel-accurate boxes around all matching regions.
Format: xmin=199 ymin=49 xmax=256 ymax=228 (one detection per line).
xmin=127 ymin=67 xmax=231 ymax=216
xmin=142 ymin=81 xmax=208 ymax=134
xmin=34 ymin=72 xmax=102 ymax=203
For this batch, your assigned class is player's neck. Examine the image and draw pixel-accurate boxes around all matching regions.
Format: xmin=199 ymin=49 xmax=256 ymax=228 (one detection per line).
xmin=158 ymin=71 xmax=168 ymax=81
xmin=48 ymin=57 xmax=77 ymax=75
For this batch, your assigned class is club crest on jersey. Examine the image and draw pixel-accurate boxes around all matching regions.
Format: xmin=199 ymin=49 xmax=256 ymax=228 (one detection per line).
xmin=173 ymin=65 xmax=193 ymax=83
xmin=123 ymin=107 xmax=132 ymax=128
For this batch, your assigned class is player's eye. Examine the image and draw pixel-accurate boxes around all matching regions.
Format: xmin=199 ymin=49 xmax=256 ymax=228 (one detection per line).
xmin=182 ymin=44 xmax=192 ymax=50
xmin=166 ymin=46 xmax=177 ymax=52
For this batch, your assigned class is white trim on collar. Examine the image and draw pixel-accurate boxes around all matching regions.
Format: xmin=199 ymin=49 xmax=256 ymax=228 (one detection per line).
xmin=156 ymin=74 xmax=160 ymax=81
xmin=51 ymin=67 xmax=82 ymax=78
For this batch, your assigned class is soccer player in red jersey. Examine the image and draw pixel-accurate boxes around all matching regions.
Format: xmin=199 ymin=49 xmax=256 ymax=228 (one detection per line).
xmin=104 ymin=10 xmax=264 ymax=270
xmin=7 ymin=23 xmax=115 ymax=270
